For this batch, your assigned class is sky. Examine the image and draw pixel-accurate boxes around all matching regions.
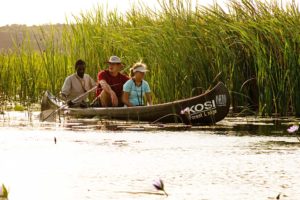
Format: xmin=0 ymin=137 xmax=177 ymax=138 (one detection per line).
xmin=0 ymin=0 xmax=226 ymax=26
xmin=0 ymin=0 xmax=295 ymax=26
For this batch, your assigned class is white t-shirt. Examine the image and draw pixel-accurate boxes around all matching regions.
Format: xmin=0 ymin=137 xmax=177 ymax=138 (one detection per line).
xmin=61 ymin=73 xmax=96 ymax=102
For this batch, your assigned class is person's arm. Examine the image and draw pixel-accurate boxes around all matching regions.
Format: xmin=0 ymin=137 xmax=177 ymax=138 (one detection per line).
xmin=61 ymin=77 xmax=71 ymax=100
xmin=89 ymin=75 xmax=96 ymax=87
xmin=122 ymin=80 xmax=133 ymax=107
xmin=61 ymin=76 xmax=76 ymax=106
xmin=122 ymin=92 xmax=133 ymax=107
xmin=98 ymin=71 xmax=118 ymax=106
xmin=145 ymin=92 xmax=152 ymax=106
xmin=99 ymin=80 xmax=118 ymax=106
xmin=143 ymin=81 xmax=152 ymax=106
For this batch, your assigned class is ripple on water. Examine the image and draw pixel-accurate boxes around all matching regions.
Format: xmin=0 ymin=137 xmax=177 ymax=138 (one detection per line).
xmin=1 ymin=112 xmax=300 ymax=199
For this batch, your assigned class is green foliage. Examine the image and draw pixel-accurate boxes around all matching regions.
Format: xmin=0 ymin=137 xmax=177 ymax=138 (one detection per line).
xmin=0 ymin=184 xmax=8 ymax=198
xmin=14 ymin=104 xmax=25 ymax=111
xmin=0 ymin=0 xmax=299 ymax=116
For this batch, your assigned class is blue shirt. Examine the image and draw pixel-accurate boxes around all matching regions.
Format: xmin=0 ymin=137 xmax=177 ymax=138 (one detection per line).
xmin=123 ymin=79 xmax=151 ymax=106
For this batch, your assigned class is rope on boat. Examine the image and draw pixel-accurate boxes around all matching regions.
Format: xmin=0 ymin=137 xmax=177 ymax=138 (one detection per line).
xmin=150 ymin=113 xmax=184 ymax=124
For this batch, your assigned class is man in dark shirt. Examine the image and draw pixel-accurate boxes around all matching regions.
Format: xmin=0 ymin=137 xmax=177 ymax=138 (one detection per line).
xmin=96 ymin=56 xmax=129 ymax=107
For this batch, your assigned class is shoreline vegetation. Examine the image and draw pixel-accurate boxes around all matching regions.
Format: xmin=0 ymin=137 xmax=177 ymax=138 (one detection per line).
xmin=0 ymin=0 xmax=299 ymax=116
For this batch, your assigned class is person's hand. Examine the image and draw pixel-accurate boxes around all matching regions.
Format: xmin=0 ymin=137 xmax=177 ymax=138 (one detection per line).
xmin=110 ymin=91 xmax=118 ymax=107
xmin=61 ymin=93 xmax=67 ymax=100
xmin=67 ymin=100 xmax=74 ymax=107
xmin=80 ymin=102 xmax=89 ymax=108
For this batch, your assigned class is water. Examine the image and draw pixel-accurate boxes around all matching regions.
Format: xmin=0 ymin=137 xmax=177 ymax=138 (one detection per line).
xmin=0 ymin=112 xmax=300 ymax=200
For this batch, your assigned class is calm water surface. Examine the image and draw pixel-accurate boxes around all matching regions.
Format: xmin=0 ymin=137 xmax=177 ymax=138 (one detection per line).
xmin=0 ymin=112 xmax=300 ymax=200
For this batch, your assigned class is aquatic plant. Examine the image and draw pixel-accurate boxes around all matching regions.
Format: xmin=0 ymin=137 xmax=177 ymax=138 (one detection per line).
xmin=14 ymin=104 xmax=25 ymax=111
xmin=153 ymin=179 xmax=168 ymax=196
xmin=0 ymin=0 xmax=300 ymax=116
xmin=287 ymin=125 xmax=299 ymax=133
xmin=287 ymin=125 xmax=300 ymax=142
xmin=276 ymin=193 xmax=281 ymax=200
xmin=0 ymin=184 xmax=8 ymax=198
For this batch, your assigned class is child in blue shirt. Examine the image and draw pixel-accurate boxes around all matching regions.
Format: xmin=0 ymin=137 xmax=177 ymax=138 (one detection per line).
xmin=122 ymin=62 xmax=152 ymax=106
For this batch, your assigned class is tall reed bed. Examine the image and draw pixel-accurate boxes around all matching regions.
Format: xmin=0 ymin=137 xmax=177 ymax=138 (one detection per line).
xmin=0 ymin=26 xmax=71 ymax=106
xmin=0 ymin=0 xmax=299 ymax=116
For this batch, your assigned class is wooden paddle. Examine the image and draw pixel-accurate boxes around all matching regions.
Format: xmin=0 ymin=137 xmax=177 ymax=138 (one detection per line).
xmin=41 ymin=85 xmax=98 ymax=122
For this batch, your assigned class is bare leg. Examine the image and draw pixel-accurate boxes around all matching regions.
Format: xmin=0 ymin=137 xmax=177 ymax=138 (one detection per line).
xmin=99 ymin=90 xmax=111 ymax=107
xmin=99 ymin=90 xmax=114 ymax=107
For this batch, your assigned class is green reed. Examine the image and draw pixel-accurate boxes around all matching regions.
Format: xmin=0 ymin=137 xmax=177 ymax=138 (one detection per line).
xmin=0 ymin=26 xmax=71 ymax=106
xmin=0 ymin=0 xmax=299 ymax=116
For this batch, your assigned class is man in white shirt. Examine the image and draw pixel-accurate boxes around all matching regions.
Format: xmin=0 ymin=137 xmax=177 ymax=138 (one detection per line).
xmin=61 ymin=59 xmax=96 ymax=107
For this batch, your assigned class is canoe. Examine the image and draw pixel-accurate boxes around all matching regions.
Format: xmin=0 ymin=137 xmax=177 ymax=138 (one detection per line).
xmin=41 ymin=82 xmax=230 ymax=125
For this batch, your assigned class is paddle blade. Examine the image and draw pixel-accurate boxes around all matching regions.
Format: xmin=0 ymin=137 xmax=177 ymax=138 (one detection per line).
xmin=40 ymin=109 xmax=57 ymax=122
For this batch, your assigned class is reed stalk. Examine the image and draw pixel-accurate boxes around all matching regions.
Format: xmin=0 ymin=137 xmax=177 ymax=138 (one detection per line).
xmin=0 ymin=0 xmax=299 ymax=116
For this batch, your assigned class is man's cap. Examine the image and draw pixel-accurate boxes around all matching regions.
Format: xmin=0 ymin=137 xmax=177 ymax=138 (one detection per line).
xmin=108 ymin=56 xmax=122 ymax=64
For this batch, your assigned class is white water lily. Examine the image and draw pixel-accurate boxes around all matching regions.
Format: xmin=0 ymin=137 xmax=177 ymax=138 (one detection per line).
xmin=287 ymin=125 xmax=300 ymax=142
xmin=180 ymin=107 xmax=190 ymax=115
xmin=287 ymin=125 xmax=299 ymax=133
xmin=153 ymin=179 xmax=168 ymax=196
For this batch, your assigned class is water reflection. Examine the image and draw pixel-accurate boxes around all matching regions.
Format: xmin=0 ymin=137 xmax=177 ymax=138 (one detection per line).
xmin=1 ymin=111 xmax=299 ymax=135
xmin=0 ymin=112 xmax=300 ymax=200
